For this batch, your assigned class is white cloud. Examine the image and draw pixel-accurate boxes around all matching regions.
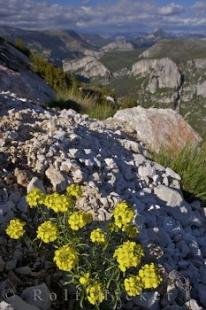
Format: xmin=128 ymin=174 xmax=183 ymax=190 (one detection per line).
xmin=158 ymin=3 xmax=184 ymax=16
xmin=0 ymin=0 xmax=204 ymax=31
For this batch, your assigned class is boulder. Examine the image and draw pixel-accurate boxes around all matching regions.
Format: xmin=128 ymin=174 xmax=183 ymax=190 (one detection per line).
xmin=113 ymin=106 xmax=202 ymax=152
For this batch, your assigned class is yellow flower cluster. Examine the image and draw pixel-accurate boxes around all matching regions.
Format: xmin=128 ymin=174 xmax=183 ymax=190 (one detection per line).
xmin=44 ymin=193 xmax=73 ymax=213
xmin=68 ymin=211 xmax=92 ymax=231
xmin=79 ymin=272 xmax=91 ymax=286
xmin=124 ymin=275 xmax=142 ymax=297
xmin=6 ymin=218 xmax=26 ymax=239
xmin=113 ymin=241 xmax=144 ymax=272
xmin=138 ymin=263 xmax=162 ymax=289
xmin=26 ymin=188 xmax=45 ymax=208
xmin=37 ymin=220 xmax=59 ymax=243
xmin=66 ymin=184 xmax=82 ymax=198
xmin=86 ymin=282 xmax=105 ymax=305
xmin=113 ymin=201 xmax=135 ymax=229
xmin=54 ymin=245 xmax=78 ymax=271
xmin=90 ymin=228 xmax=106 ymax=244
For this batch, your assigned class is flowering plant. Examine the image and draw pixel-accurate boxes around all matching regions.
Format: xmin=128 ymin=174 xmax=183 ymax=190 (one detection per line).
xmin=5 ymin=184 xmax=162 ymax=309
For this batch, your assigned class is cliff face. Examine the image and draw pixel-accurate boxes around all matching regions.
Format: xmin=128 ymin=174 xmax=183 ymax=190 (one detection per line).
xmin=102 ymin=39 xmax=135 ymax=53
xmin=63 ymin=56 xmax=111 ymax=79
xmin=0 ymin=39 xmax=55 ymax=104
xmin=131 ymin=58 xmax=181 ymax=92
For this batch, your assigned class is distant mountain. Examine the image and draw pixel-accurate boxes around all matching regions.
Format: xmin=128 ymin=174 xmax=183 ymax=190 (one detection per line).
xmin=138 ymin=39 xmax=206 ymax=62
xmin=0 ymin=26 xmax=98 ymax=65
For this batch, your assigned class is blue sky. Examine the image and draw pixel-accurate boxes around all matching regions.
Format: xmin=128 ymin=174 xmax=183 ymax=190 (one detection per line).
xmin=0 ymin=0 xmax=205 ymax=33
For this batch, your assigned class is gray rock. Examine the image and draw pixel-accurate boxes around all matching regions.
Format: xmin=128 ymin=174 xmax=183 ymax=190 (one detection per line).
xmin=154 ymin=185 xmax=183 ymax=207
xmin=166 ymin=167 xmax=181 ymax=181
xmin=0 ymin=301 xmax=14 ymax=310
xmin=27 ymin=177 xmax=45 ymax=193
xmin=197 ymin=284 xmax=206 ymax=307
xmin=5 ymin=295 xmax=39 ymax=310
xmin=21 ymin=283 xmax=51 ymax=310
xmin=185 ymin=299 xmax=203 ymax=310
xmin=45 ymin=166 xmax=67 ymax=191
xmin=134 ymin=291 xmax=160 ymax=310
xmin=113 ymin=106 xmax=201 ymax=152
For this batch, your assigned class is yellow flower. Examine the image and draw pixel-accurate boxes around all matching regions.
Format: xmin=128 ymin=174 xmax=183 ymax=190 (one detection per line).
xmin=122 ymin=224 xmax=139 ymax=238
xmin=54 ymin=245 xmax=78 ymax=271
xmin=90 ymin=228 xmax=106 ymax=244
xmin=79 ymin=273 xmax=91 ymax=286
xmin=113 ymin=241 xmax=144 ymax=272
xmin=26 ymin=188 xmax=45 ymax=208
xmin=138 ymin=263 xmax=162 ymax=289
xmin=36 ymin=220 xmax=58 ymax=243
xmin=86 ymin=282 xmax=105 ymax=305
xmin=66 ymin=184 xmax=82 ymax=198
xmin=6 ymin=218 xmax=26 ymax=239
xmin=68 ymin=211 xmax=92 ymax=231
xmin=44 ymin=193 xmax=73 ymax=213
xmin=113 ymin=201 xmax=135 ymax=229
xmin=124 ymin=275 xmax=143 ymax=297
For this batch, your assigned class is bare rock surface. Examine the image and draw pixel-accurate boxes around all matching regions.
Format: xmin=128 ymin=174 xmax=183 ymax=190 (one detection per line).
xmin=113 ymin=106 xmax=202 ymax=152
xmin=131 ymin=58 xmax=181 ymax=91
xmin=63 ymin=56 xmax=111 ymax=79
xmin=0 ymin=39 xmax=55 ymax=104
xmin=0 ymin=104 xmax=205 ymax=309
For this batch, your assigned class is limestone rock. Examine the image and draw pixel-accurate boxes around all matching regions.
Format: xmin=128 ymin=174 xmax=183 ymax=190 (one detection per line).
xmin=113 ymin=106 xmax=202 ymax=152
xmin=4 ymin=295 xmax=39 ymax=310
xmin=21 ymin=283 xmax=51 ymax=310
xmin=63 ymin=56 xmax=111 ymax=79
xmin=131 ymin=58 xmax=181 ymax=91
xmin=45 ymin=166 xmax=67 ymax=191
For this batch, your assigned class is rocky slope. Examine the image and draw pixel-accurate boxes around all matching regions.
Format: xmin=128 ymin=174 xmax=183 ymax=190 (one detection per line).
xmin=0 ymin=38 xmax=55 ymax=104
xmin=63 ymin=56 xmax=111 ymax=80
xmin=0 ymin=101 xmax=205 ymax=309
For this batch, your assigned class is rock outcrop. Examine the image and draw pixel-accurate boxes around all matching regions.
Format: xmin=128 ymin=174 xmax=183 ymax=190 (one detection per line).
xmin=113 ymin=106 xmax=202 ymax=152
xmin=131 ymin=58 xmax=181 ymax=92
xmin=102 ymin=39 xmax=135 ymax=53
xmin=63 ymin=56 xmax=111 ymax=79
xmin=0 ymin=39 xmax=55 ymax=104
xmin=0 ymin=104 xmax=205 ymax=309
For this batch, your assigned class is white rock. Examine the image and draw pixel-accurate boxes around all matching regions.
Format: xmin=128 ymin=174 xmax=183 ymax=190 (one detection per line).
xmin=45 ymin=166 xmax=67 ymax=191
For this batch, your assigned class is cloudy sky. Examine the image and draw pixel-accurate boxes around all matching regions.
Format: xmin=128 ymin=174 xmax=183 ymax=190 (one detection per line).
xmin=0 ymin=0 xmax=205 ymax=33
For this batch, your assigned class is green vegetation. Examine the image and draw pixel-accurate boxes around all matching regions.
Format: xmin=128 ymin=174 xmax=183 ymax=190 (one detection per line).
xmin=152 ymin=143 xmax=206 ymax=202
xmin=6 ymin=186 xmax=163 ymax=309
xmin=30 ymin=53 xmax=75 ymax=93
xmin=49 ymin=87 xmax=117 ymax=120
xmin=14 ymin=38 xmax=31 ymax=57
xmin=101 ymin=49 xmax=145 ymax=72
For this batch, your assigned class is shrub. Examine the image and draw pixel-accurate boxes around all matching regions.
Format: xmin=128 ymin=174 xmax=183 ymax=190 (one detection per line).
xmin=30 ymin=53 xmax=75 ymax=94
xmin=51 ymin=86 xmax=117 ymax=120
xmin=5 ymin=185 xmax=162 ymax=309
xmin=14 ymin=38 xmax=31 ymax=57
xmin=152 ymin=143 xmax=206 ymax=201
